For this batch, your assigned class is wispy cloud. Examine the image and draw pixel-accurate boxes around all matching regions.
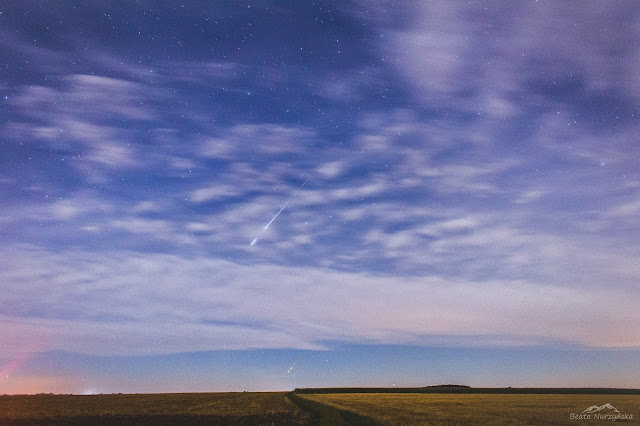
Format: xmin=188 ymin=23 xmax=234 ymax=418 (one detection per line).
xmin=1 ymin=245 xmax=638 ymax=356
xmin=2 ymin=1 xmax=639 ymax=369
xmin=199 ymin=124 xmax=316 ymax=159
xmin=189 ymin=185 xmax=244 ymax=203
xmin=379 ymin=2 xmax=640 ymax=109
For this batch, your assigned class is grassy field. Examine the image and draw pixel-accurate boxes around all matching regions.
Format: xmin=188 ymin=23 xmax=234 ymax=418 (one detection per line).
xmin=1 ymin=390 xmax=638 ymax=425
xmin=0 ymin=392 xmax=311 ymax=425
xmin=296 ymin=393 xmax=640 ymax=425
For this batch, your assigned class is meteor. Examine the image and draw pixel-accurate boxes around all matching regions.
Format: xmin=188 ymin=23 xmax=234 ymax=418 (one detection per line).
xmin=250 ymin=178 xmax=309 ymax=246
xmin=287 ymin=355 xmax=302 ymax=373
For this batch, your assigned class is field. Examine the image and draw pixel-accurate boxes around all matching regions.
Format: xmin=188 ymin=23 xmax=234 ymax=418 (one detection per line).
xmin=295 ymin=393 xmax=639 ymax=425
xmin=1 ymin=390 xmax=638 ymax=425
xmin=0 ymin=392 xmax=311 ymax=425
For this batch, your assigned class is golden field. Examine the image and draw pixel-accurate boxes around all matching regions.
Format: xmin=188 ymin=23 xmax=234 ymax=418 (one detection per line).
xmin=296 ymin=393 xmax=639 ymax=425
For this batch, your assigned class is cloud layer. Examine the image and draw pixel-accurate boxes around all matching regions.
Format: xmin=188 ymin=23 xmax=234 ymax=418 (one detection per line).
xmin=1 ymin=245 xmax=639 ymax=357
xmin=1 ymin=0 xmax=639 ymax=364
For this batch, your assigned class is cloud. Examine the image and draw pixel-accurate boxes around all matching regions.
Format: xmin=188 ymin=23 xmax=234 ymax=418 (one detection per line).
xmin=185 ymin=222 xmax=213 ymax=233
xmin=4 ymin=103 xmax=637 ymax=288
xmin=416 ymin=217 xmax=479 ymax=237
xmin=161 ymin=60 xmax=239 ymax=85
xmin=11 ymin=75 xmax=157 ymax=124
xmin=189 ymin=185 xmax=243 ymax=203
xmin=65 ymin=74 xmax=155 ymax=120
xmin=200 ymin=137 xmax=236 ymax=159
xmin=607 ymin=193 xmax=640 ymax=222
xmin=379 ymin=2 xmax=640 ymax=109
xmin=515 ymin=189 xmax=546 ymax=204
xmin=5 ymin=74 xmax=161 ymax=181
xmin=0 ymin=27 xmax=72 ymax=75
xmin=0 ymin=245 xmax=638 ymax=356
xmin=131 ymin=201 xmax=165 ymax=214
xmin=50 ymin=200 xmax=83 ymax=221
xmin=315 ymin=161 xmax=346 ymax=179
xmin=199 ymin=124 xmax=316 ymax=160
xmin=313 ymin=66 xmax=385 ymax=101
xmin=2 ymin=192 xmax=114 ymax=229
xmin=2 ymin=1 xmax=639 ymax=367
xmin=329 ymin=181 xmax=389 ymax=201
xmin=111 ymin=218 xmax=175 ymax=235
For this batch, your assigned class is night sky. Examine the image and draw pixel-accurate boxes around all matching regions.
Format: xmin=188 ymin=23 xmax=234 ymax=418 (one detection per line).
xmin=2 ymin=1 xmax=640 ymax=394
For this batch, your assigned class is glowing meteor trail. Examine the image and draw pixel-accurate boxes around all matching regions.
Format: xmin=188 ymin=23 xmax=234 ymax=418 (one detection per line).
xmin=287 ymin=355 xmax=302 ymax=373
xmin=250 ymin=178 xmax=309 ymax=246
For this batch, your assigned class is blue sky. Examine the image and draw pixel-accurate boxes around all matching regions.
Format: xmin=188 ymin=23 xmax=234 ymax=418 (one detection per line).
xmin=1 ymin=1 xmax=640 ymax=394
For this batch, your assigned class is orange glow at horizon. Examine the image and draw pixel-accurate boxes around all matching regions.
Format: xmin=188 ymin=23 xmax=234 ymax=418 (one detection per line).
xmin=0 ymin=374 xmax=80 ymax=395
xmin=0 ymin=342 xmax=53 ymax=394
xmin=0 ymin=351 xmax=36 ymax=383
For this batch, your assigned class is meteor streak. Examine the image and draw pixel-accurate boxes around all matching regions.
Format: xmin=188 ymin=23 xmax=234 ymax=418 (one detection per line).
xmin=287 ymin=355 xmax=302 ymax=373
xmin=250 ymin=178 xmax=308 ymax=246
